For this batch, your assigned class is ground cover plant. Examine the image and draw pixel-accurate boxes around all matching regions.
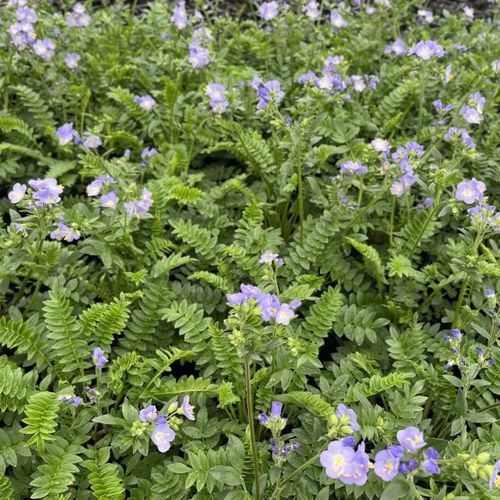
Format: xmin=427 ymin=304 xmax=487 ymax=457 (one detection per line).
xmin=0 ymin=0 xmax=499 ymax=498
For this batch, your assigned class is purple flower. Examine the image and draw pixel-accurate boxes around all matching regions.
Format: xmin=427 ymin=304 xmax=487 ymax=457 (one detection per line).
xmin=151 ymin=421 xmax=176 ymax=452
xmin=205 ymin=83 xmax=225 ymax=100
xmin=226 ymin=292 xmax=246 ymax=305
xmin=399 ymin=458 xmax=419 ymax=474
xmin=298 ymin=71 xmax=317 ymax=84
xmin=50 ymin=221 xmax=80 ymax=242
xmin=124 ymin=188 xmax=153 ymax=218
xmin=330 ymin=11 xmax=347 ymax=30
xmin=425 ymin=447 xmax=440 ymax=460
xmin=417 ymin=9 xmax=433 ymax=23
xmin=206 ymin=84 xmax=228 ymax=113
xmin=56 ymin=123 xmax=77 ymax=146
xmin=397 ymin=426 xmax=426 ymax=452
xmin=8 ymin=183 xmax=27 ymax=203
xmin=258 ymin=293 xmax=281 ymax=321
xmin=385 ymin=39 xmax=407 ymax=56
xmin=59 ymin=395 xmax=83 ymax=407
xmin=257 ymin=80 xmax=284 ymax=110
xmin=460 ymin=105 xmax=483 ymax=125
xmin=336 ymin=403 xmax=360 ymax=432
xmin=100 ymin=191 xmax=118 ymax=209
xmin=408 ymin=40 xmax=444 ymax=60
xmin=374 ymin=448 xmax=401 ymax=481
xmin=271 ymin=401 xmax=282 ymax=418
xmin=141 ymin=147 xmax=158 ymax=162
xmin=139 ymin=405 xmax=158 ymax=422
xmin=16 ymin=7 xmax=37 ymax=23
xmin=315 ymin=73 xmax=345 ymax=92
xmin=340 ymin=161 xmax=368 ymax=175
xmin=188 ymin=43 xmax=210 ymax=69
xmin=134 ymin=95 xmax=156 ymax=111
xmin=349 ymin=75 xmax=366 ymax=92
xmin=469 ymin=92 xmax=485 ymax=113
xmin=320 ymin=440 xmax=369 ymax=485
xmin=258 ymin=1 xmax=279 ymax=21
xmin=371 ymin=138 xmax=390 ymax=153
xmin=8 ymin=22 xmax=37 ymax=50
xmin=259 ymin=413 xmax=270 ymax=424
xmin=67 ymin=3 xmax=90 ymax=27
xmin=485 ymin=288 xmax=496 ymax=298
xmin=87 ymin=176 xmax=116 ymax=196
xmin=181 ymin=395 xmax=195 ymax=421
xmin=275 ymin=304 xmax=296 ymax=325
xmin=28 ymin=178 xmax=63 ymax=206
xmin=249 ymin=75 xmax=262 ymax=91
xmin=492 ymin=60 xmax=500 ymax=73
xmin=259 ymin=250 xmax=279 ymax=263
xmin=463 ymin=6 xmax=474 ymax=22
xmin=304 ymin=1 xmax=320 ymax=20
xmin=323 ymin=55 xmax=344 ymax=72
xmin=83 ymin=134 xmax=102 ymax=149
xmin=65 ymin=53 xmax=80 ymax=69
xmin=171 ymin=0 xmax=188 ymax=29
xmin=444 ymin=127 xmax=475 ymax=149
xmin=33 ymin=38 xmax=56 ymax=61
xmin=489 ymin=461 xmax=500 ymax=489
xmin=455 ymin=178 xmax=486 ymax=204
xmin=92 ymin=347 xmax=108 ymax=368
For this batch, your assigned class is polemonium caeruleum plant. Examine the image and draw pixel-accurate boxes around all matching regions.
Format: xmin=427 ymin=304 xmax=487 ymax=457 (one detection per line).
xmin=0 ymin=0 xmax=499 ymax=498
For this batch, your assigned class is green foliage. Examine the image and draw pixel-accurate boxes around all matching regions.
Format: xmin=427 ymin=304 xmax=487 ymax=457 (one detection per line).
xmin=0 ymin=1 xmax=499 ymax=498
xmin=20 ymin=392 xmax=60 ymax=452
xmin=303 ymin=287 xmax=344 ymax=341
xmin=82 ymin=448 xmax=124 ymax=500
xmin=0 ymin=360 xmax=37 ymax=412
xmin=43 ymin=289 xmax=90 ymax=374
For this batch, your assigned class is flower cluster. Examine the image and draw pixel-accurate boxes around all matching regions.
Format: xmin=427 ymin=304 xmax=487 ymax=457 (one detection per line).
xmin=8 ymin=6 xmax=37 ymax=50
xmin=259 ymin=402 xmax=300 ymax=464
xmin=384 ymin=39 xmax=407 ymax=56
xmin=9 ymin=178 xmax=64 ymax=207
xmin=258 ymin=1 xmax=279 ymax=21
xmin=136 ymin=397 xmax=195 ymax=452
xmin=171 ymin=0 xmax=189 ymax=29
xmin=124 ymin=188 xmax=153 ymax=218
xmin=320 ymin=440 xmax=369 ymax=485
xmin=50 ymin=216 xmax=80 ymax=242
xmin=66 ymin=2 xmax=91 ymax=28
xmin=206 ymin=83 xmax=228 ymax=114
xmin=389 ymin=141 xmax=424 ymax=197
xmin=188 ymin=28 xmax=211 ymax=69
xmin=226 ymin=284 xmax=300 ymax=326
xmin=460 ymin=92 xmax=485 ymax=125
xmin=444 ymin=127 xmax=475 ymax=149
xmin=408 ymin=40 xmax=444 ymax=60
xmin=254 ymin=80 xmax=285 ymax=111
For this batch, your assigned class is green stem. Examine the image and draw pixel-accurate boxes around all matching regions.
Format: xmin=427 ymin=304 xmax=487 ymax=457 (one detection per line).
xmin=244 ymin=358 xmax=261 ymax=500
xmin=297 ymin=157 xmax=304 ymax=245
xmin=2 ymin=47 xmax=14 ymax=111
xmin=388 ymin=197 xmax=396 ymax=246
xmin=408 ymin=475 xmax=425 ymax=500
xmin=417 ymin=68 xmax=426 ymax=141
xmin=270 ymin=446 xmax=325 ymax=499
xmin=407 ymin=191 xmax=442 ymax=259
xmin=452 ymin=228 xmax=484 ymax=327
